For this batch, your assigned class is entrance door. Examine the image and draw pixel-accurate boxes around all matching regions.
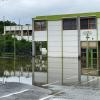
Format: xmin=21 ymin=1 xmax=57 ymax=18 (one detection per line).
xmin=88 ymin=48 xmax=97 ymax=68
xmin=81 ymin=48 xmax=97 ymax=68
xmin=81 ymin=48 xmax=97 ymax=75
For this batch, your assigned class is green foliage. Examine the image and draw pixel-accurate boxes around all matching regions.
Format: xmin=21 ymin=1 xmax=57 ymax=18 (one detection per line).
xmin=16 ymin=39 xmax=32 ymax=56
xmin=0 ymin=34 xmax=32 ymax=76
xmin=0 ymin=34 xmax=32 ymax=56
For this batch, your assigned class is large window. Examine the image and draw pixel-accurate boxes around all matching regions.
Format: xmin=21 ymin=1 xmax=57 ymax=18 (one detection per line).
xmin=63 ymin=18 xmax=77 ymax=30
xmin=80 ymin=17 xmax=96 ymax=29
xmin=34 ymin=20 xmax=46 ymax=31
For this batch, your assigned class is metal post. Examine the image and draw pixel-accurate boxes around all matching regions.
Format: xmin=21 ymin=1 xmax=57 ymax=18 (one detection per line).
xmin=3 ymin=16 xmax=5 ymax=84
xmin=28 ymin=25 xmax=29 ymax=41
xmin=91 ymin=49 xmax=93 ymax=69
xmin=61 ymin=20 xmax=63 ymax=85
xmin=86 ymin=33 xmax=90 ymax=81
xmin=96 ymin=18 xmax=99 ymax=76
xmin=14 ymin=26 xmax=16 ymax=76
xmin=77 ymin=17 xmax=81 ymax=82
xmin=40 ymin=42 xmax=42 ymax=72
xmin=86 ymin=34 xmax=89 ymax=69
xmin=32 ymin=18 xmax=35 ymax=85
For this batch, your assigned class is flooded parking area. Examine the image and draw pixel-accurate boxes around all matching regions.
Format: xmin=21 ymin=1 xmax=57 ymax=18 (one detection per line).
xmin=0 ymin=82 xmax=51 ymax=100
xmin=47 ymin=85 xmax=100 ymax=100
xmin=40 ymin=76 xmax=100 ymax=100
xmin=1 ymin=76 xmax=100 ymax=100
xmin=0 ymin=56 xmax=32 ymax=84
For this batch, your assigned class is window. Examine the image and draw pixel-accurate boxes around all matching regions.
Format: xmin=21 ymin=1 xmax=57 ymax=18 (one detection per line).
xmin=34 ymin=20 xmax=46 ymax=31
xmin=29 ymin=30 xmax=32 ymax=36
xmin=80 ymin=17 xmax=96 ymax=29
xmin=63 ymin=18 xmax=77 ymax=30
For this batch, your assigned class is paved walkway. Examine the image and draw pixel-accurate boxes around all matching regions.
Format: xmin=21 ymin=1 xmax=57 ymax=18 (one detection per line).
xmin=1 ymin=78 xmax=100 ymax=100
xmin=0 ymin=82 xmax=51 ymax=100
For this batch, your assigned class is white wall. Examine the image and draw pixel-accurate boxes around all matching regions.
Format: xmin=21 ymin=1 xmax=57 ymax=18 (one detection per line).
xmin=5 ymin=25 xmax=32 ymax=31
xmin=34 ymin=72 xmax=47 ymax=84
xmin=47 ymin=21 xmax=79 ymax=84
xmin=48 ymin=21 xmax=62 ymax=57
xmin=48 ymin=57 xmax=62 ymax=84
xmin=34 ymin=31 xmax=47 ymax=41
xmin=4 ymin=25 xmax=32 ymax=41
xmin=22 ymin=25 xmax=32 ymax=30
xmin=5 ymin=26 xmax=21 ymax=31
xmin=97 ymin=18 xmax=100 ymax=40
xmin=63 ymin=58 xmax=78 ymax=84
xmin=48 ymin=21 xmax=62 ymax=84
xmin=22 ymin=36 xmax=32 ymax=41
xmin=63 ymin=30 xmax=78 ymax=84
xmin=63 ymin=30 xmax=78 ymax=57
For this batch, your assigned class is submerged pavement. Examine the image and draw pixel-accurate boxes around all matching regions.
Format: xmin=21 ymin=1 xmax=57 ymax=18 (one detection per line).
xmin=0 ymin=82 xmax=51 ymax=100
xmin=48 ymin=85 xmax=100 ymax=100
xmin=1 ymin=77 xmax=100 ymax=100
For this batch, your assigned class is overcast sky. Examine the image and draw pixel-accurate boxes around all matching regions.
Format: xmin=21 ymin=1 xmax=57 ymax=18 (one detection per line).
xmin=0 ymin=0 xmax=100 ymax=24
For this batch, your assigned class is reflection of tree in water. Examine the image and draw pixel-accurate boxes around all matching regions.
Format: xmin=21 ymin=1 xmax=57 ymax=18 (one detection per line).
xmin=35 ymin=56 xmax=47 ymax=72
xmin=0 ymin=57 xmax=32 ymax=77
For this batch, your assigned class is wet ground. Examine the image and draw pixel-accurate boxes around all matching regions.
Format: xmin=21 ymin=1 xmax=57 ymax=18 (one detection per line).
xmin=0 ymin=82 xmax=51 ymax=100
xmin=1 ymin=76 xmax=100 ymax=100
xmin=44 ymin=77 xmax=100 ymax=100
xmin=47 ymin=85 xmax=100 ymax=100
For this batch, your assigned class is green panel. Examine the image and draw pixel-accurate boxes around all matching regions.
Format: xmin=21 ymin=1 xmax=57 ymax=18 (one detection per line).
xmin=86 ymin=48 xmax=89 ymax=68
xmin=34 ymin=12 xmax=100 ymax=20
xmin=90 ymin=49 xmax=93 ymax=68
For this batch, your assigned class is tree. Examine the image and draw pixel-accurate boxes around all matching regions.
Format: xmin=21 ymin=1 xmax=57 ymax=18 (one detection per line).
xmin=0 ymin=34 xmax=32 ymax=56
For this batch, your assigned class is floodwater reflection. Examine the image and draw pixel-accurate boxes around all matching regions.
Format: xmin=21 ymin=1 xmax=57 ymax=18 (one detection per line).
xmin=0 ymin=56 xmax=98 ymax=85
xmin=0 ymin=56 xmax=32 ymax=84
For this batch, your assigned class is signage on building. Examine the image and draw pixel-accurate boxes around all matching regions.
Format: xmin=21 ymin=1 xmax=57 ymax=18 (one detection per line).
xmin=82 ymin=31 xmax=92 ymax=36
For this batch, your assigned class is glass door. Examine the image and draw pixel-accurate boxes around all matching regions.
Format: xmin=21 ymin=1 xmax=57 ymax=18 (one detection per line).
xmin=81 ymin=48 xmax=97 ymax=75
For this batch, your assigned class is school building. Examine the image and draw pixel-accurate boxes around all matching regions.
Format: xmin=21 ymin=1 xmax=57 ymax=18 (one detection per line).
xmin=32 ymin=12 xmax=100 ymax=85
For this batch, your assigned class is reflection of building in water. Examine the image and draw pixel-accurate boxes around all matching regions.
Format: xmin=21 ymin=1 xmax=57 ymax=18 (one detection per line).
xmin=4 ymin=25 xmax=32 ymax=41
xmin=33 ymin=12 xmax=100 ymax=85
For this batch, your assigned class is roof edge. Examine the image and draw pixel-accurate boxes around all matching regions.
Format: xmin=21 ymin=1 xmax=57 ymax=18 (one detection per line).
xmin=34 ymin=12 xmax=100 ymax=20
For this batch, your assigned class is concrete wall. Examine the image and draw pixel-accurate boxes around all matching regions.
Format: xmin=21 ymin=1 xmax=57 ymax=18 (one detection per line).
xmin=4 ymin=25 xmax=32 ymax=41
xmin=48 ymin=21 xmax=62 ymax=57
xmin=97 ymin=18 xmax=100 ymax=40
xmin=4 ymin=25 xmax=32 ymax=31
xmin=34 ymin=31 xmax=47 ymax=41
xmin=63 ymin=30 xmax=79 ymax=84
xmin=63 ymin=30 xmax=78 ymax=57
xmin=33 ymin=19 xmax=80 ymax=84
xmin=48 ymin=21 xmax=62 ymax=84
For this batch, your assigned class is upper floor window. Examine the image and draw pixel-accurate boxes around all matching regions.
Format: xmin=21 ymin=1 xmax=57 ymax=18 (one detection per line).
xmin=34 ymin=20 xmax=46 ymax=31
xmin=80 ymin=17 xmax=96 ymax=29
xmin=63 ymin=18 xmax=77 ymax=30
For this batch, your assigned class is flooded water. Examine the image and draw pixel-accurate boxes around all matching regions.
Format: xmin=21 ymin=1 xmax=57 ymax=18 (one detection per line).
xmin=0 ymin=56 xmax=98 ymax=86
xmin=0 ymin=56 xmax=32 ymax=84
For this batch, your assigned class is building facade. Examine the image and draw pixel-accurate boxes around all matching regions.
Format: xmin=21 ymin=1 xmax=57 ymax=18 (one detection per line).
xmin=4 ymin=25 xmax=32 ymax=41
xmin=33 ymin=12 xmax=100 ymax=85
